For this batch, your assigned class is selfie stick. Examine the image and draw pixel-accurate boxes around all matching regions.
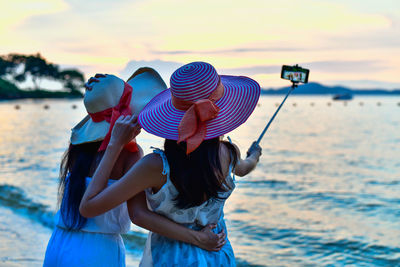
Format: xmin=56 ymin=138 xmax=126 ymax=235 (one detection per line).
xmin=247 ymin=81 xmax=297 ymax=156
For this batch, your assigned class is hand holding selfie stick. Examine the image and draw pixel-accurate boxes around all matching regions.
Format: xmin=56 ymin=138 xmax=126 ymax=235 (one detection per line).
xmin=247 ymin=64 xmax=309 ymax=157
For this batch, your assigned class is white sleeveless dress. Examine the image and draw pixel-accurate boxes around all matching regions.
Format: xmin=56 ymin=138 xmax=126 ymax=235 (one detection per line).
xmin=43 ymin=177 xmax=131 ymax=267
xmin=140 ymin=149 xmax=236 ymax=267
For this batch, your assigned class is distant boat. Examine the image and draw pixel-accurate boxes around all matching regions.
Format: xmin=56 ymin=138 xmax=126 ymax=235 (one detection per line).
xmin=333 ymin=93 xmax=353 ymax=100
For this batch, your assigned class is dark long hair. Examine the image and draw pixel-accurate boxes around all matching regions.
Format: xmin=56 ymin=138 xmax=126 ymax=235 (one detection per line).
xmin=58 ymin=141 xmax=102 ymax=230
xmin=164 ymin=138 xmax=238 ymax=209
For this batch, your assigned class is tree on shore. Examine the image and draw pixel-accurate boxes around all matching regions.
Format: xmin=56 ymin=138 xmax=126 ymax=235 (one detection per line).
xmin=0 ymin=53 xmax=85 ymax=92
xmin=0 ymin=57 xmax=16 ymax=76
xmin=58 ymin=69 xmax=85 ymax=93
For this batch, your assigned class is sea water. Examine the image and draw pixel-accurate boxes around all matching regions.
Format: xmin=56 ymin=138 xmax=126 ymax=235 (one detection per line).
xmin=0 ymin=96 xmax=399 ymax=266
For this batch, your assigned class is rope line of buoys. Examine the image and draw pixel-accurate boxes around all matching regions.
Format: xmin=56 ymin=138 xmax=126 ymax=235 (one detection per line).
xmin=277 ymin=102 xmax=397 ymax=107
xmin=12 ymin=104 xmax=81 ymax=110
xmin=11 ymin=102 xmax=400 ymax=110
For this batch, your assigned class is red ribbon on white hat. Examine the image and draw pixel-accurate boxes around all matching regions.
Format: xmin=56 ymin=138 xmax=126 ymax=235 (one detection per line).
xmin=89 ymin=82 xmax=138 ymax=152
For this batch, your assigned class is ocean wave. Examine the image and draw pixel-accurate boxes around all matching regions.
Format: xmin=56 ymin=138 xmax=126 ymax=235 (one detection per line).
xmin=0 ymin=184 xmax=55 ymax=228
xmin=237 ymin=179 xmax=300 ymax=191
xmin=0 ymin=184 xmax=147 ymax=252
xmin=0 ymin=183 xmax=258 ymax=266
xmin=230 ymin=219 xmax=400 ymax=266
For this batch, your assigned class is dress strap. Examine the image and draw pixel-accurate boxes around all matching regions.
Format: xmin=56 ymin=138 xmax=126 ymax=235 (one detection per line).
xmin=151 ymin=147 xmax=170 ymax=180
xmin=226 ymin=136 xmax=236 ymax=181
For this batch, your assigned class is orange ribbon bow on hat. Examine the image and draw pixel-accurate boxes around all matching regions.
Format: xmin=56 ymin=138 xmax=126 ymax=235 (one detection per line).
xmin=172 ymin=82 xmax=224 ymax=154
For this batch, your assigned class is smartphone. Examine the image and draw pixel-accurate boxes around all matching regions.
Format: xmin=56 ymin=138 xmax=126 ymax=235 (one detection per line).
xmin=281 ymin=65 xmax=309 ymax=83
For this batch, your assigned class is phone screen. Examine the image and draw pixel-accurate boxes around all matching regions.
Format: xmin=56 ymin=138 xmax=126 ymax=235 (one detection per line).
xmin=281 ymin=65 xmax=309 ymax=83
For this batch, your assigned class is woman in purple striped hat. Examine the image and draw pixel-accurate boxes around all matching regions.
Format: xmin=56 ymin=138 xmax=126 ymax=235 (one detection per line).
xmin=79 ymin=62 xmax=262 ymax=266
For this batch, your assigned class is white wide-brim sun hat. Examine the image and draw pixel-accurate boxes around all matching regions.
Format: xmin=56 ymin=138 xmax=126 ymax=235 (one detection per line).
xmin=70 ymin=68 xmax=167 ymax=145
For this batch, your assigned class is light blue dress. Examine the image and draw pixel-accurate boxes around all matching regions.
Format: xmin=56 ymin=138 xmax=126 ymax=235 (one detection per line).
xmin=140 ymin=149 xmax=236 ymax=267
xmin=43 ymin=177 xmax=131 ymax=267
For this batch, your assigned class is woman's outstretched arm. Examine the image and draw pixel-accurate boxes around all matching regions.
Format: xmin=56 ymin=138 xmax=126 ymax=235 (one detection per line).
xmin=232 ymin=141 xmax=262 ymax=177
xmin=127 ymin=193 xmax=226 ymax=251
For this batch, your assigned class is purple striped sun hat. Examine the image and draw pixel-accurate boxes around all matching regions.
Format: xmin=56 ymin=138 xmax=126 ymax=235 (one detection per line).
xmin=139 ymin=61 xmax=261 ymax=153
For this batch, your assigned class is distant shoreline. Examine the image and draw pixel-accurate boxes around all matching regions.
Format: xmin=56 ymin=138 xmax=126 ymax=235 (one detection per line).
xmin=2 ymin=79 xmax=399 ymax=100
xmin=0 ymin=92 xmax=83 ymax=101
xmin=0 ymin=97 xmax=82 ymax=103
xmin=0 ymin=78 xmax=83 ymax=100
xmin=262 ymin=82 xmax=400 ymax=95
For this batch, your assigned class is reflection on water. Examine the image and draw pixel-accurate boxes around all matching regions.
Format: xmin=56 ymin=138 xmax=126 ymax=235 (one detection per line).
xmin=0 ymin=96 xmax=399 ymax=266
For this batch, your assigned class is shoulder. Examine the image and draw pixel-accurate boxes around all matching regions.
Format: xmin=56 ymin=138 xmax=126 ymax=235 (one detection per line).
xmin=219 ymin=141 xmax=238 ymax=173
xmin=221 ymin=141 xmax=241 ymax=159
xmin=132 ymin=152 xmax=167 ymax=188
xmin=137 ymin=152 xmax=164 ymax=172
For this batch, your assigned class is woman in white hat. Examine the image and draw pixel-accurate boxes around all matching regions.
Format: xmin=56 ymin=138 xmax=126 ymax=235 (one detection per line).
xmin=43 ymin=69 xmax=226 ymax=267
xmin=79 ymin=62 xmax=263 ymax=266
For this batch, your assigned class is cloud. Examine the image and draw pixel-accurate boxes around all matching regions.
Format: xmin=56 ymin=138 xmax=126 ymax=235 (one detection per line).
xmin=119 ymin=59 xmax=183 ymax=85
xmin=151 ymin=47 xmax=308 ymax=55
xmin=0 ymin=0 xmax=68 ymax=31
xmin=220 ymin=65 xmax=280 ymax=76
xmin=1 ymin=0 xmax=398 ymax=89
xmin=323 ymin=16 xmax=400 ymax=49
xmin=303 ymin=60 xmax=387 ymax=73
xmin=219 ymin=60 xmax=386 ymax=77
xmin=117 ymin=59 xmax=391 ymax=89
xmin=324 ymin=79 xmax=400 ymax=90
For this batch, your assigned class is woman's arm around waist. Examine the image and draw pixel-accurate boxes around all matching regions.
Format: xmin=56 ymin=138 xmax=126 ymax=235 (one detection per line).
xmin=127 ymin=192 xmax=226 ymax=251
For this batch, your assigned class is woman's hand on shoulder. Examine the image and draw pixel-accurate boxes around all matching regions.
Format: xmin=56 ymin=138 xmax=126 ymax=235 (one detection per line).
xmin=109 ymin=115 xmax=141 ymax=148
xmin=195 ymin=224 xmax=226 ymax=252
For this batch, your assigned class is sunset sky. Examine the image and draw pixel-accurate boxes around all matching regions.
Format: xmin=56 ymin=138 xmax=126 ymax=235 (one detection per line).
xmin=1 ymin=0 xmax=399 ymax=89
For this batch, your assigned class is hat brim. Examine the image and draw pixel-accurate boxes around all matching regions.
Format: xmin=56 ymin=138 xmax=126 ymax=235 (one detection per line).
xmin=138 ymin=75 xmax=261 ymax=140
xmin=127 ymin=67 xmax=168 ymax=115
xmin=70 ymin=67 xmax=168 ymax=145
xmin=70 ymin=115 xmax=110 ymax=145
